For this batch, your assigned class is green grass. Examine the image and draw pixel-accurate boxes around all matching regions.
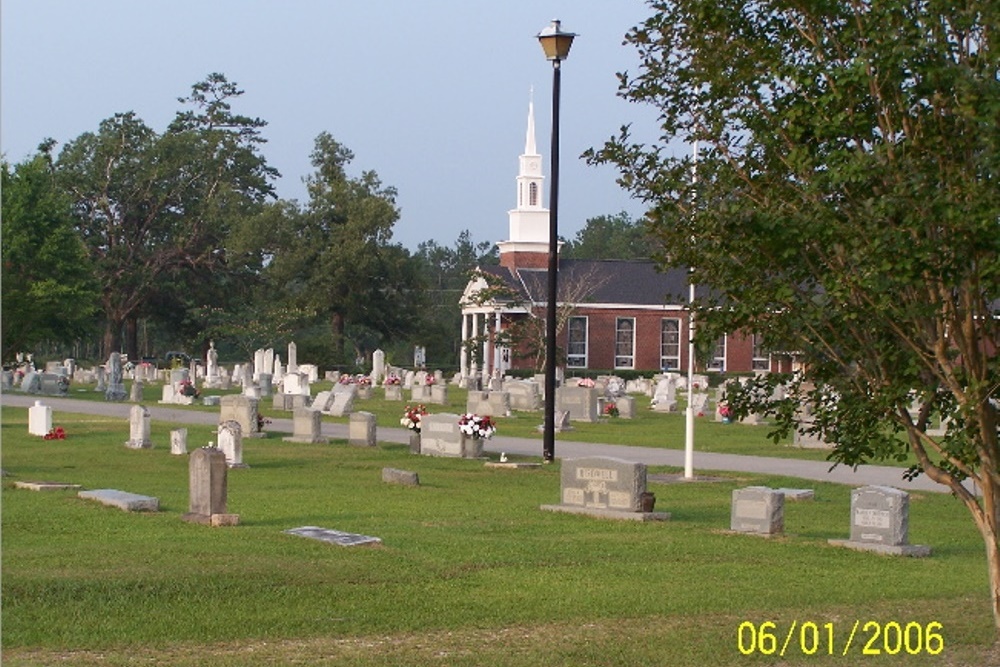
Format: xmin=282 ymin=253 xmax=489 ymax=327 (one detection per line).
xmin=2 ymin=404 xmax=996 ymax=666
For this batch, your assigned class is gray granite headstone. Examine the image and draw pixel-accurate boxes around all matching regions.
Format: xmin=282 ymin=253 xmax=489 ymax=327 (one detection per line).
xmin=419 ymin=413 xmax=481 ymax=458
xmin=614 ymin=395 xmax=636 ymax=419
xmin=556 ymin=386 xmax=598 ymax=422
xmin=105 ymin=352 xmax=127 ymax=401
xmin=283 ymin=408 xmax=328 ymax=444
xmin=183 ymin=446 xmax=231 ymax=523
xmin=730 ymin=486 xmax=784 ymax=535
xmin=349 ymin=411 xmax=377 ymax=447
xmin=829 ymin=485 xmax=931 ymax=556
xmin=541 ymin=456 xmax=668 ymax=521
xmin=219 ymin=394 xmax=262 ymax=438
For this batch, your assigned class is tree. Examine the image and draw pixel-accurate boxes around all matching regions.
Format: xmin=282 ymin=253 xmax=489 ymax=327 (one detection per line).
xmin=263 ymin=133 xmax=420 ymax=365
xmin=591 ymin=1 xmax=999 ymax=629
xmin=560 ymin=211 xmax=653 ymax=259
xmin=1 ymin=150 xmax=99 ymax=360
xmin=55 ymin=73 xmax=276 ymax=359
xmin=413 ymin=230 xmax=498 ymax=366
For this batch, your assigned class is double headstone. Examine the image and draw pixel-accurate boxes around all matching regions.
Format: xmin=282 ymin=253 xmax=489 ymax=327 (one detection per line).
xmin=219 ymin=394 xmax=262 ymax=438
xmin=541 ymin=456 xmax=668 ymax=521
xmin=419 ymin=413 xmax=482 ymax=458
xmin=555 ymin=386 xmax=598 ymax=422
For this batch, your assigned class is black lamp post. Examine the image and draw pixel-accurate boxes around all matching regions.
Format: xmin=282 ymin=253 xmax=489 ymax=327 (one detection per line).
xmin=537 ymin=19 xmax=575 ymax=463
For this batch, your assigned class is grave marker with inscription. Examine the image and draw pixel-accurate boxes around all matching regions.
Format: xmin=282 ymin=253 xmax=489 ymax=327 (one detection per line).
xmin=730 ymin=486 xmax=784 ymax=535
xmin=828 ymin=485 xmax=930 ymax=556
xmin=541 ymin=456 xmax=669 ymax=521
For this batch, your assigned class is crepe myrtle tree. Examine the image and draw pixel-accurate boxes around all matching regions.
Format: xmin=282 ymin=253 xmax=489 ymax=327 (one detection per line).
xmin=589 ymin=1 xmax=999 ymax=629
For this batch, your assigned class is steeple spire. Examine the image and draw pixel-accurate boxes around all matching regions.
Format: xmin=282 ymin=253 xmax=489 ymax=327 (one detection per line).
xmin=524 ymin=86 xmax=537 ymax=155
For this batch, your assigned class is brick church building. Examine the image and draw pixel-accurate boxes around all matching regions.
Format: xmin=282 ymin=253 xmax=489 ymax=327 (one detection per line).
xmin=459 ymin=101 xmax=790 ymax=380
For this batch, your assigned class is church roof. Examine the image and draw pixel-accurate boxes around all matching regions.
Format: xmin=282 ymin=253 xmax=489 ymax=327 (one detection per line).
xmin=479 ymin=259 xmax=695 ymax=307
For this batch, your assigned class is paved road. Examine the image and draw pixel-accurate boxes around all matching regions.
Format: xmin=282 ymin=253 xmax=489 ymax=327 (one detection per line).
xmin=2 ymin=392 xmax=953 ymax=493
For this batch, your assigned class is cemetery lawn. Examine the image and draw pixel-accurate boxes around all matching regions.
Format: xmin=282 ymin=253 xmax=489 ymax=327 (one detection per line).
xmin=3 ymin=406 xmax=997 ymax=666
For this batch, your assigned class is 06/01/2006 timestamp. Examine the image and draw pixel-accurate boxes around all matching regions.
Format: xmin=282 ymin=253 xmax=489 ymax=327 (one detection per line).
xmin=736 ymin=620 xmax=944 ymax=657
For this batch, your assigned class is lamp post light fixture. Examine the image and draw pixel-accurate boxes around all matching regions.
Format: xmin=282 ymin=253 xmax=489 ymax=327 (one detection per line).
xmin=537 ymin=19 xmax=576 ymax=463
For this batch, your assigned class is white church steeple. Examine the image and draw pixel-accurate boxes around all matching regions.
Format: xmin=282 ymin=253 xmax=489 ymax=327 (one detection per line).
xmin=497 ymin=94 xmax=553 ymax=265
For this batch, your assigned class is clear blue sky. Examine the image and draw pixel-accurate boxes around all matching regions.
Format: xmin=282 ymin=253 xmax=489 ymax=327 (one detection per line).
xmin=2 ymin=1 xmax=667 ymax=251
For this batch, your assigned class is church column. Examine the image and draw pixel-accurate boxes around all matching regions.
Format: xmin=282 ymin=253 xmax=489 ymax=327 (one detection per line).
xmin=460 ymin=313 xmax=469 ymax=381
xmin=481 ymin=313 xmax=491 ymax=380
xmin=470 ymin=313 xmax=479 ymax=381
xmin=493 ymin=311 xmax=503 ymax=377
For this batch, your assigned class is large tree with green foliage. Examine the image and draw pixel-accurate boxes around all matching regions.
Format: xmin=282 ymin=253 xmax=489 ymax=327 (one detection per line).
xmin=55 ymin=73 xmax=276 ymax=360
xmin=413 ymin=230 xmax=498 ymax=366
xmin=262 ymin=133 xmax=420 ymax=366
xmin=1 ymin=152 xmax=99 ymax=360
xmin=591 ymin=0 xmax=1000 ymax=628
xmin=560 ymin=211 xmax=653 ymax=259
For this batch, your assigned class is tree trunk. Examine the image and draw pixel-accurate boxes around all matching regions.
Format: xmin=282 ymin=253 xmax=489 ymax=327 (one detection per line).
xmin=102 ymin=320 xmax=120 ymax=361
xmin=124 ymin=317 xmax=139 ymax=362
xmin=331 ymin=311 xmax=346 ymax=365
xmin=985 ymin=527 xmax=1000 ymax=634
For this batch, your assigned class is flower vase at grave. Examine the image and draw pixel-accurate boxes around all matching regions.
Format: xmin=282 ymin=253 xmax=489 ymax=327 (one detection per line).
xmin=409 ymin=432 xmax=421 ymax=454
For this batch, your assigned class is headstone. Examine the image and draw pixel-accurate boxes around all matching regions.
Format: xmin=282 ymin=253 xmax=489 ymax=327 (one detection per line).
xmin=206 ymin=341 xmax=220 ymax=386
xmin=258 ymin=373 xmax=273 ymax=398
xmin=253 ymin=348 xmax=266 ymax=381
xmin=124 ymin=404 xmax=152 ymax=449
xmin=28 ymin=400 xmax=53 ymax=436
xmin=182 ymin=446 xmax=239 ymax=526
xmin=651 ymin=377 xmax=677 ymax=412
xmin=349 ymin=411 xmax=377 ymax=447
xmin=541 ymin=456 xmax=669 ymax=521
xmin=78 ymin=489 xmax=159 ymax=512
xmin=555 ymin=386 xmax=598 ymax=422
xmin=105 ymin=352 xmax=127 ymax=401
xmin=129 ymin=380 xmax=144 ymax=403
xmin=615 ymin=395 xmax=636 ymax=419
xmin=420 ymin=412 xmax=481 ymax=458
xmin=170 ymin=428 xmax=188 ymax=455
xmin=283 ymin=408 xmax=328 ymax=444
xmin=505 ymin=380 xmax=541 ymax=411
xmin=94 ymin=366 xmax=107 ymax=392
xmin=689 ymin=392 xmax=709 ymax=415
xmin=219 ymin=394 xmax=262 ymax=438
xmin=829 ymin=486 xmax=931 ymax=556
xmin=20 ymin=371 xmax=41 ymax=394
xmin=466 ymin=391 xmax=510 ymax=417
xmin=382 ymin=467 xmax=419 ymax=486
xmin=730 ymin=486 xmax=784 ymax=535
xmin=38 ymin=373 xmax=69 ymax=395
xmin=371 ymin=349 xmax=385 ymax=384
xmin=410 ymin=384 xmax=432 ymax=401
xmin=2 ymin=370 xmax=15 ymax=390
xmin=284 ymin=526 xmax=381 ymax=547
xmin=429 ymin=384 xmax=448 ymax=405
xmin=283 ymin=372 xmax=309 ymax=396
xmin=202 ymin=395 xmax=221 ymax=407
xmin=217 ymin=420 xmax=248 ymax=468
xmin=384 ymin=385 xmax=403 ymax=401
xmin=310 ymin=390 xmax=334 ymax=413
xmin=327 ymin=390 xmax=356 ymax=417
xmin=287 ymin=341 xmax=298 ymax=374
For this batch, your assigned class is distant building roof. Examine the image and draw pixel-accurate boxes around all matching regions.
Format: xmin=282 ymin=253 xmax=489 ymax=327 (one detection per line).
xmin=479 ymin=259 xmax=696 ymax=307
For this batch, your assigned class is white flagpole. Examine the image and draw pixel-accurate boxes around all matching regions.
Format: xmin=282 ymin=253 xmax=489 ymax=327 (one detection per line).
xmin=684 ymin=140 xmax=699 ymax=480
